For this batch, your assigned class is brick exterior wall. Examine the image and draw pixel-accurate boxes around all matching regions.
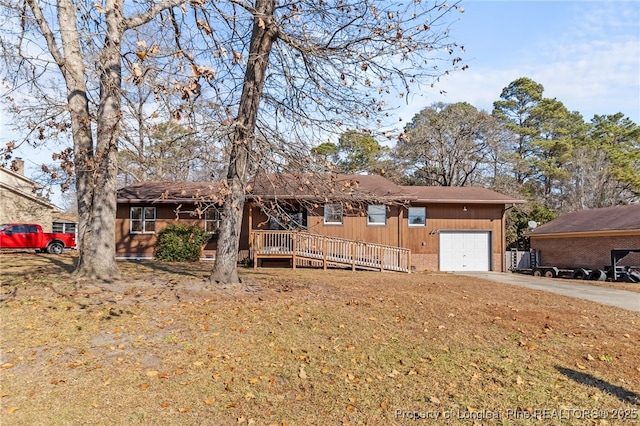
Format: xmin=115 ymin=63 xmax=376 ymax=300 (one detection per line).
xmin=411 ymin=254 xmax=438 ymax=271
xmin=410 ymin=253 xmax=503 ymax=272
xmin=0 ymin=167 xmax=56 ymax=232
xmin=531 ymin=235 xmax=640 ymax=270
xmin=0 ymin=187 xmax=54 ymax=232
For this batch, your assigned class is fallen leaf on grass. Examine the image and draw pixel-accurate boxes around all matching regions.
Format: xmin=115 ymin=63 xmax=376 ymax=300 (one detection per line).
xmin=576 ymin=363 xmax=587 ymax=370
xmin=204 ymin=397 xmax=215 ymax=404
xmin=7 ymin=407 xmax=19 ymax=414
xmin=298 ymin=366 xmax=307 ymax=379
xmin=179 ymin=407 xmax=190 ymax=413
xmin=146 ymin=370 xmax=159 ymax=377
xmin=139 ymin=383 xmax=149 ymax=390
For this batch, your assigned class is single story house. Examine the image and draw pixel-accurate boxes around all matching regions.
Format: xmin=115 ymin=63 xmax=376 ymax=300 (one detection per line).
xmin=528 ymin=204 xmax=640 ymax=270
xmin=116 ymin=174 xmax=525 ymax=272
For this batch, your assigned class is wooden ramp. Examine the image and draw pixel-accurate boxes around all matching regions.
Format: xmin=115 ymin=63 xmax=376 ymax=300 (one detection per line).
xmin=250 ymin=230 xmax=410 ymax=273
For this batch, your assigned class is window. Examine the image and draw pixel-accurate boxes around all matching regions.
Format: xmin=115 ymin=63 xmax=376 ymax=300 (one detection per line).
xmin=269 ymin=211 xmax=304 ymax=230
xmin=130 ymin=207 xmax=156 ymax=233
xmin=367 ymin=205 xmax=386 ymax=225
xmin=408 ymin=207 xmax=426 ymax=227
xmin=53 ymin=222 xmax=77 ymax=234
xmin=323 ymin=204 xmax=343 ymax=225
xmin=204 ymin=209 xmax=221 ymax=233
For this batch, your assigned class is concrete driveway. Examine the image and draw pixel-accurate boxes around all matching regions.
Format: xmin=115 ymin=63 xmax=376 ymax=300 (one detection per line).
xmin=455 ymin=271 xmax=640 ymax=312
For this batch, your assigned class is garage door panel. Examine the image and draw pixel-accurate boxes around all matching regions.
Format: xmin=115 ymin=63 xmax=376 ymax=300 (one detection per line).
xmin=440 ymin=232 xmax=490 ymax=272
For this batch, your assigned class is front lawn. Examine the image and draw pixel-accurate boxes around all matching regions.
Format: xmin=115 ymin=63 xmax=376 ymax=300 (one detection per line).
xmin=1 ymin=253 xmax=638 ymax=425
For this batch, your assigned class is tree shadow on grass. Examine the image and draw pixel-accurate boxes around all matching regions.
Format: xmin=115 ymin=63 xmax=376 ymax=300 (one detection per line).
xmin=117 ymin=259 xmax=210 ymax=278
xmin=41 ymin=253 xmax=77 ymax=273
xmin=556 ymin=366 xmax=640 ymax=406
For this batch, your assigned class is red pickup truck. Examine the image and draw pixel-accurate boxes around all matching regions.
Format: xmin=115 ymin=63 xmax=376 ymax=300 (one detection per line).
xmin=0 ymin=223 xmax=76 ymax=254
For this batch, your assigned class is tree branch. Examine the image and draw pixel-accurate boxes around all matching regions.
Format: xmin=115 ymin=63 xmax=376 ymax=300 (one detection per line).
xmin=124 ymin=0 xmax=187 ymax=30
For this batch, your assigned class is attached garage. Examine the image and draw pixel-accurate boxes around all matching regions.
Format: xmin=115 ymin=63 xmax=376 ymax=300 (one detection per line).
xmin=439 ymin=231 xmax=491 ymax=271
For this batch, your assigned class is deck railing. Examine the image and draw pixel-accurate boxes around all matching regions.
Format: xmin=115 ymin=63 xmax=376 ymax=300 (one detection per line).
xmin=250 ymin=230 xmax=410 ymax=273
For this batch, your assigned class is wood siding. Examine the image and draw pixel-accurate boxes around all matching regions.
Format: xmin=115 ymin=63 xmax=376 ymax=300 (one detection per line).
xmin=115 ymin=201 xmax=507 ymax=271
xmin=403 ymin=203 xmax=505 ymax=271
xmin=115 ymin=203 xmax=250 ymax=258
xmin=305 ymin=205 xmax=401 ymax=247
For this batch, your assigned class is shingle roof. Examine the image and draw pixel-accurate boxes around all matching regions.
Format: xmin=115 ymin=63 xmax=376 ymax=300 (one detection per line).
xmin=117 ymin=181 xmax=227 ymax=203
xmin=248 ymin=173 xmax=409 ymax=201
xmin=528 ymin=204 xmax=640 ymax=235
xmin=117 ymin=175 xmax=524 ymax=206
xmin=401 ymin=186 xmax=525 ymax=204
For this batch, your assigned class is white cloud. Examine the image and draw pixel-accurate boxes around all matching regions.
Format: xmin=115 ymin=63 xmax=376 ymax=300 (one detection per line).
xmin=394 ymin=1 xmax=640 ymax=124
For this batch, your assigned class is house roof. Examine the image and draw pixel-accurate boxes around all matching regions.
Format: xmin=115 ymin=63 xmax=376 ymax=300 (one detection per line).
xmin=401 ymin=186 xmax=525 ymax=205
xmin=248 ymin=173 xmax=409 ymax=201
xmin=528 ymin=204 xmax=640 ymax=236
xmin=117 ymin=181 xmax=227 ymax=204
xmin=117 ymin=175 xmax=524 ymax=206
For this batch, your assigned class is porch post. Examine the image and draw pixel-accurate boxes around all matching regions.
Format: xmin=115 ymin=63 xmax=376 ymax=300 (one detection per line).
xmin=292 ymin=231 xmax=297 ymax=269
xmin=323 ymin=238 xmax=327 ymax=270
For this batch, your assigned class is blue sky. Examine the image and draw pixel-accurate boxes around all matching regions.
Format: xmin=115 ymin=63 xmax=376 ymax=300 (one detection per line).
xmin=399 ymin=0 xmax=640 ymax=123
xmin=2 ymin=0 xmax=639 ymax=206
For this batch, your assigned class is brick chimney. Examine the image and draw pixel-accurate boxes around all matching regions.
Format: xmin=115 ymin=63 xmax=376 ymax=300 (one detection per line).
xmin=12 ymin=158 xmax=25 ymax=176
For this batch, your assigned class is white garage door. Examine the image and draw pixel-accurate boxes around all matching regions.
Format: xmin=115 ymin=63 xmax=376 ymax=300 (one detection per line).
xmin=439 ymin=232 xmax=491 ymax=271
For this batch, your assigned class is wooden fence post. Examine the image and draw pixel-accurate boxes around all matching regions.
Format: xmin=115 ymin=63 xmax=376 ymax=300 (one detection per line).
xmin=352 ymin=241 xmax=356 ymax=271
xmin=292 ymin=231 xmax=297 ymax=269
xmin=323 ymin=238 xmax=327 ymax=270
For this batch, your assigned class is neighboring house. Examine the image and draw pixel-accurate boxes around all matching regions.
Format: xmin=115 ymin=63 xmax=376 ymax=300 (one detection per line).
xmin=528 ymin=204 xmax=640 ymax=270
xmin=0 ymin=160 xmax=60 ymax=232
xmin=116 ymin=174 xmax=525 ymax=272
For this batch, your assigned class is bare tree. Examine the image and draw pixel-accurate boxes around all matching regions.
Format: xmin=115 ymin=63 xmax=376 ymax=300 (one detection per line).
xmin=395 ymin=102 xmax=499 ymax=186
xmin=168 ymin=0 xmax=467 ymax=285
xmin=3 ymin=0 xmax=465 ymax=284
xmin=2 ymin=0 xmax=184 ymax=279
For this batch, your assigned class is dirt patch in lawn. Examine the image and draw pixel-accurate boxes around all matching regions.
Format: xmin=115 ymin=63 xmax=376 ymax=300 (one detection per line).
xmin=1 ymin=252 xmax=639 ymax=425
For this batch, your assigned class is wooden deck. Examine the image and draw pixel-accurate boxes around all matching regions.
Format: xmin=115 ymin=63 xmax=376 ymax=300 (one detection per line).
xmin=250 ymin=230 xmax=411 ymax=273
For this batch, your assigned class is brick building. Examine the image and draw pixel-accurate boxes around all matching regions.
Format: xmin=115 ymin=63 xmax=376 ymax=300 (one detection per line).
xmin=528 ymin=205 xmax=640 ymax=270
xmin=0 ymin=160 xmax=60 ymax=232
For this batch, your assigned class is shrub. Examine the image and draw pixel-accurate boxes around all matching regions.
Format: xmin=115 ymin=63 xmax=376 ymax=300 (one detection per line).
xmin=154 ymin=224 xmax=211 ymax=262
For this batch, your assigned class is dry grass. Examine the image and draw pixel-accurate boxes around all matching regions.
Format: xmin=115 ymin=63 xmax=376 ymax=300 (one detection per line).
xmin=1 ymin=252 xmax=639 ymax=425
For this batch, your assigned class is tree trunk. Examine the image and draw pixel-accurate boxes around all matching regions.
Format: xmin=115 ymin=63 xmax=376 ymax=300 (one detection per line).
xmin=72 ymin=0 xmax=123 ymax=280
xmin=211 ymin=0 xmax=277 ymax=285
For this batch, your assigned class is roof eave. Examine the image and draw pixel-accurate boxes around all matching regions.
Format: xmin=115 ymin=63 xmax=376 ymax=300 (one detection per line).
xmin=528 ymin=229 xmax=640 ymax=238
xmin=412 ymin=198 xmax=526 ymax=204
